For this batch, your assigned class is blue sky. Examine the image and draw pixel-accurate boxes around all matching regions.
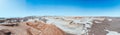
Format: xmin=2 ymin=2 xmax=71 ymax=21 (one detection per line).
xmin=0 ymin=0 xmax=120 ymax=17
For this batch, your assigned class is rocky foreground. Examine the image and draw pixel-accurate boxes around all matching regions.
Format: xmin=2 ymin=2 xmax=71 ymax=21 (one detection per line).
xmin=0 ymin=16 xmax=120 ymax=35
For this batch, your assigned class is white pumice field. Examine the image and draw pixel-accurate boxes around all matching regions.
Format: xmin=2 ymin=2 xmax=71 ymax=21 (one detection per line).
xmin=0 ymin=16 xmax=120 ymax=35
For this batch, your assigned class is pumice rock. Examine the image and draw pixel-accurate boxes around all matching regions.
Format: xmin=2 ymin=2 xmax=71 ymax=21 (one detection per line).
xmin=0 ymin=16 xmax=120 ymax=35
xmin=26 ymin=21 xmax=66 ymax=35
xmin=0 ymin=29 xmax=12 ymax=35
xmin=0 ymin=20 xmax=65 ymax=35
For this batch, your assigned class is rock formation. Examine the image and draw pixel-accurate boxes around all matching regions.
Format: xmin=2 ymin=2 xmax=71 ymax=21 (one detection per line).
xmin=0 ymin=16 xmax=120 ymax=35
xmin=0 ymin=19 xmax=65 ymax=35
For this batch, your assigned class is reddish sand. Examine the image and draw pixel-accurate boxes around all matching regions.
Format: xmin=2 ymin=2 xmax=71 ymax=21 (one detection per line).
xmin=0 ymin=21 xmax=65 ymax=35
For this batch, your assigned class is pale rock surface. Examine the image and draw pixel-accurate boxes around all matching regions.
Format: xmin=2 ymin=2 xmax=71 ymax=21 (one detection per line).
xmin=0 ymin=16 xmax=120 ymax=35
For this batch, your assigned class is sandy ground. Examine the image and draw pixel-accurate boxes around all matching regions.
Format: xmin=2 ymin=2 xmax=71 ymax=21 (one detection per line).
xmin=88 ymin=18 xmax=110 ymax=35
xmin=0 ymin=16 xmax=120 ymax=35
xmin=0 ymin=21 xmax=65 ymax=35
xmin=88 ymin=17 xmax=120 ymax=35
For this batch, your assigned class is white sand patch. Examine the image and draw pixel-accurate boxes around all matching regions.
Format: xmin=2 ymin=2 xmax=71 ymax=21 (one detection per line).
xmin=108 ymin=19 xmax=112 ymax=21
xmin=45 ymin=17 xmax=95 ymax=35
xmin=94 ymin=21 xmax=102 ymax=23
xmin=106 ymin=30 xmax=120 ymax=35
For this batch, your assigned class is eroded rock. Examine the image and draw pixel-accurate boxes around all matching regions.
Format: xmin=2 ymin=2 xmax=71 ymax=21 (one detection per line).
xmin=0 ymin=20 xmax=65 ymax=35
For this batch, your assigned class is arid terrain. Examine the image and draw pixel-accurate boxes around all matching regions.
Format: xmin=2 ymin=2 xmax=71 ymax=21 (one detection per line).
xmin=0 ymin=16 xmax=120 ymax=35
